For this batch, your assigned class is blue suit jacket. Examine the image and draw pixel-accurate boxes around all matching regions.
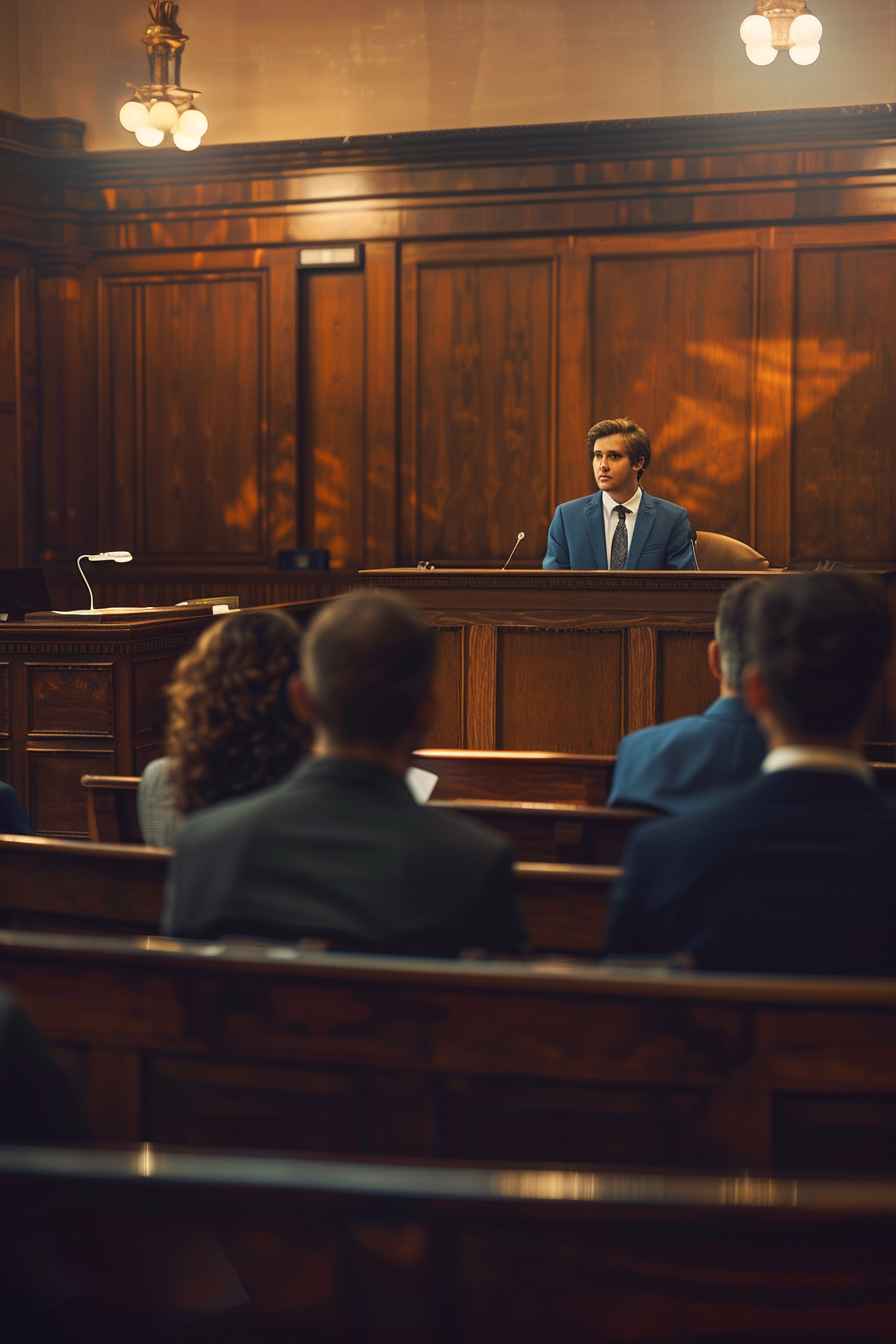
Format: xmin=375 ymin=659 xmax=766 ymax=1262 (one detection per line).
xmin=543 ymin=490 xmax=696 ymax=570
xmin=607 ymin=697 xmax=766 ymax=815
xmin=0 ymin=782 xmax=30 ymax=835
xmin=606 ymin=769 xmax=896 ymax=975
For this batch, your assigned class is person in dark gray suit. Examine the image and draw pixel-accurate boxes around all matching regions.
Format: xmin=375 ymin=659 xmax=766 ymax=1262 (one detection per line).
xmin=162 ymin=592 xmax=526 ymax=955
xmin=607 ymin=579 xmax=767 ymax=814
xmin=606 ymin=571 xmax=896 ymax=975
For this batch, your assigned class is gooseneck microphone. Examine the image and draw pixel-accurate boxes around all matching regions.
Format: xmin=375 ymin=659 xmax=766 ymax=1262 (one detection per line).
xmin=502 ymin=532 xmax=525 ymax=570
xmin=688 ymin=529 xmax=700 ymax=571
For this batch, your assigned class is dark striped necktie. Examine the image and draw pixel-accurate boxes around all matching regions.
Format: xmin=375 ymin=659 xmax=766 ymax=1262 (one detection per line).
xmin=610 ymin=505 xmax=629 ymax=570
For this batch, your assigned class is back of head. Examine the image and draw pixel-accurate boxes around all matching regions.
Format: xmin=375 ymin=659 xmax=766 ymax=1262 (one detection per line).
xmin=714 ymin=577 xmax=764 ymax=693
xmin=302 ymin=591 xmax=434 ymax=749
xmin=746 ymin=572 xmax=892 ymax=736
xmin=167 ymin=608 xmax=306 ymax=812
xmin=586 ymin=417 xmax=651 ymax=479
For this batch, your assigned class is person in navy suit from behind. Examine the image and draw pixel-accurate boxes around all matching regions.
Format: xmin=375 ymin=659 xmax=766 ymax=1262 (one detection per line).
xmin=606 ymin=571 xmax=896 ymax=976
xmin=543 ymin=418 xmax=696 ymax=570
xmin=0 ymin=782 xmax=30 ymax=835
xmin=607 ymin=579 xmax=767 ymax=815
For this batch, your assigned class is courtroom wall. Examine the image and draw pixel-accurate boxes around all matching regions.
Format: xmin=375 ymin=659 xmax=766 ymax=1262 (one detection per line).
xmin=3 ymin=107 xmax=896 ymax=583
xmin=10 ymin=0 xmax=896 ymax=151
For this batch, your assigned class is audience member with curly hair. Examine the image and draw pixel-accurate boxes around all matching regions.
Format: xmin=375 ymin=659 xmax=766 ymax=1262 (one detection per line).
xmin=137 ymin=609 xmax=309 ymax=847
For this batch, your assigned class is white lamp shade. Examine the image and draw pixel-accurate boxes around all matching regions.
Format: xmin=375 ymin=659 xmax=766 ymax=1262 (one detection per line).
xmin=746 ymin=43 xmax=777 ymax=64
xmin=789 ymin=12 xmax=822 ymax=45
xmin=740 ymin=13 xmax=772 ymax=46
xmin=789 ymin=41 xmax=820 ymax=64
xmin=135 ymin=126 xmax=165 ymax=147
xmin=119 ymin=100 xmax=149 ymax=131
xmin=178 ymin=108 xmax=208 ymax=138
xmin=173 ymin=131 xmax=201 ymax=151
xmin=148 ymin=99 xmax=179 ymax=131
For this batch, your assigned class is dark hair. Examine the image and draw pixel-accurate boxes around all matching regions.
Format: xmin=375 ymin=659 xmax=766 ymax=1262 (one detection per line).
xmin=302 ymin=590 xmax=434 ymax=749
xmin=165 ymin=609 xmax=307 ymax=814
xmin=714 ymin=578 xmax=765 ymax=694
xmin=587 ymin=418 xmax=651 ymax=480
xmin=746 ymin=572 xmax=892 ymax=736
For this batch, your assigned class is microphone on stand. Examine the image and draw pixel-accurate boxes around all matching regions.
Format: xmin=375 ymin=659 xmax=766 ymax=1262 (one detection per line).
xmin=502 ymin=532 xmax=525 ymax=570
xmin=688 ymin=529 xmax=700 ymax=571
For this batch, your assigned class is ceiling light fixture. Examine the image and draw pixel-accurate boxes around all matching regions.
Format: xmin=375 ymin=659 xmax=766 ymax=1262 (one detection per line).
xmin=739 ymin=1 xmax=822 ymax=66
xmin=119 ymin=3 xmax=209 ymax=150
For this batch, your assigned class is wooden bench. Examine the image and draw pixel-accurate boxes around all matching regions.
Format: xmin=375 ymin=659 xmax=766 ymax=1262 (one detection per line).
xmin=3 ymin=1145 xmax=896 ymax=1342
xmin=416 ymin=748 xmax=616 ymax=805
xmin=82 ymin=774 xmax=141 ymax=844
xmin=429 ymin=799 xmax=653 ymax=863
xmin=0 ymin=836 xmax=615 ymax=954
xmin=2 ymin=929 xmax=896 ymax=1174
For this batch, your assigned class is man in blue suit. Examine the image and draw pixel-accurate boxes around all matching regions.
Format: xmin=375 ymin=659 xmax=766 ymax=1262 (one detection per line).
xmin=607 ymin=579 xmax=766 ymax=814
xmin=543 ymin=418 xmax=696 ymax=570
xmin=606 ymin=571 xmax=896 ymax=976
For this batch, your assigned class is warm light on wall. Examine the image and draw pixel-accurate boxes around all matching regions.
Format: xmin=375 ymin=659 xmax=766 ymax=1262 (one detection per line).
xmin=118 ymin=2 xmax=209 ymax=151
xmin=740 ymin=2 xmax=822 ymax=66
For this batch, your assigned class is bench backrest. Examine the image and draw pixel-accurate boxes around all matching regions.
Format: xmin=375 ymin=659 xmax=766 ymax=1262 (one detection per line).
xmin=1 ymin=929 xmax=895 ymax=1175
xmin=416 ymin=748 xmax=616 ymax=805
xmin=0 ymin=835 xmax=614 ymax=954
xmin=3 ymin=1144 xmax=895 ymax=1340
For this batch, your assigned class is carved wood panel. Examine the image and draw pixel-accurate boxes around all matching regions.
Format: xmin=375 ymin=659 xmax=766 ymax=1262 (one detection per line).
xmin=426 ymin=626 xmax=464 ymax=748
xmin=28 ymin=748 xmax=115 ymax=836
xmin=402 ymin=246 xmax=558 ymax=567
xmin=302 ymin=269 xmax=366 ymax=569
xmin=792 ymin=246 xmax=896 ymax=564
xmin=578 ymin=250 xmax=757 ymax=544
xmin=497 ymin=629 xmax=623 ymax=753
xmin=98 ymin=263 xmax=273 ymax=560
xmin=28 ymin=664 xmax=113 ymax=736
xmin=657 ymin=631 xmax=717 ymax=723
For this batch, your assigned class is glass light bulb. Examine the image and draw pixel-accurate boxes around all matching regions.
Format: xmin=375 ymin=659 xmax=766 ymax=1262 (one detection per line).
xmin=178 ymin=108 xmax=208 ymax=138
xmin=148 ymin=98 xmax=179 ymax=131
xmin=789 ymin=12 xmax=822 ymax=45
xmin=135 ymin=125 xmax=165 ymax=147
xmin=789 ymin=41 xmax=820 ymax=64
xmin=119 ymin=100 xmax=149 ymax=131
xmin=173 ymin=131 xmax=201 ymax=151
xmin=746 ymin=43 xmax=777 ymax=64
xmin=740 ymin=13 xmax=772 ymax=46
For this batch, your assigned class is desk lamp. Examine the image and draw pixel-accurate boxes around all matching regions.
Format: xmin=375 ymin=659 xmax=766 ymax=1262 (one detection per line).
xmin=76 ymin=551 xmax=133 ymax=612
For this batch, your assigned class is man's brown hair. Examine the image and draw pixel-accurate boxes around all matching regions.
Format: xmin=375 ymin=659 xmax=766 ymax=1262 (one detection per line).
xmin=301 ymin=590 xmax=435 ymax=748
xmin=745 ymin=572 xmax=892 ymax=736
xmin=587 ymin=418 xmax=651 ymax=481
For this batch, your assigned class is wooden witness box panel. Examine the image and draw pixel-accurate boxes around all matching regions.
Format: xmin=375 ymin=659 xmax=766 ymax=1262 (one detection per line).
xmin=364 ymin=569 xmax=774 ymax=753
xmin=0 ymin=602 xmax=320 ymax=838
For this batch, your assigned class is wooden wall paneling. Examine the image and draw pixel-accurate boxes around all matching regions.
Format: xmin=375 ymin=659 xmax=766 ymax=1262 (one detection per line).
xmin=27 ymin=748 xmax=115 ymax=837
xmin=27 ymin=664 xmax=113 ymax=736
xmin=97 ymin=253 xmax=277 ymax=566
xmin=555 ymin=246 xmax=591 ymax=521
xmin=0 ymin=262 xmax=28 ymax=567
xmin=465 ymin=623 xmax=497 ymax=750
xmin=37 ymin=267 xmax=94 ymax=559
xmin=575 ymin=238 xmax=758 ymax=547
xmin=754 ymin=242 xmax=794 ymax=567
xmin=401 ymin=241 xmax=560 ymax=567
xmin=301 ymin=266 xmax=366 ymax=568
xmin=364 ymin=241 xmax=399 ymax=568
xmin=142 ymin=272 xmax=265 ymax=556
xmin=267 ymin=251 xmax=300 ymax=559
xmin=497 ymin=628 xmax=624 ymax=753
xmin=791 ymin=244 xmax=896 ymax=565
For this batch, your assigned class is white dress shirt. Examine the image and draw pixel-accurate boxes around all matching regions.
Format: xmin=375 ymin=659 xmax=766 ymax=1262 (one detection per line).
xmin=602 ymin=486 xmax=642 ymax=568
xmin=761 ymin=745 xmax=874 ymax=783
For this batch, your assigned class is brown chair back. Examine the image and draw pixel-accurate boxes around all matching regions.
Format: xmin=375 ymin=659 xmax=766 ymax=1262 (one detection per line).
xmin=694 ymin=531 xmax=770 ymax=570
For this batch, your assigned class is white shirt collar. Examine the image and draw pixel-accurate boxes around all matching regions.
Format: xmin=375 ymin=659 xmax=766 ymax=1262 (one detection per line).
xmin=761 ymin=745 xmax=873 ymax=783
xmin=602 ymin=485 xmax=642 ymax=519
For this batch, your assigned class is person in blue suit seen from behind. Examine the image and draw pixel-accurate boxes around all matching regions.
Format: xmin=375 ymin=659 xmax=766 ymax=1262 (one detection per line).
xmin=543 ymin=418 xmax=696 ymax=571
xmin=0 ymin=782 xmax=30 ymax=835
xmin=607 ymin=579 xmax=767 ymax=815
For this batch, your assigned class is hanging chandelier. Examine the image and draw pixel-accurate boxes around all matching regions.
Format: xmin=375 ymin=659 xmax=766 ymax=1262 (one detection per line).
xmin=739 ymin=1 xmax=822 ymax=66
xmin=118 ymin=2 xmax=209 ymax=151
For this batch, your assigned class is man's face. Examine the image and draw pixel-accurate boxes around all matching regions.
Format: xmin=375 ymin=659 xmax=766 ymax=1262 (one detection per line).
xmin=591 ymin=434 xmax=644 ymax=502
